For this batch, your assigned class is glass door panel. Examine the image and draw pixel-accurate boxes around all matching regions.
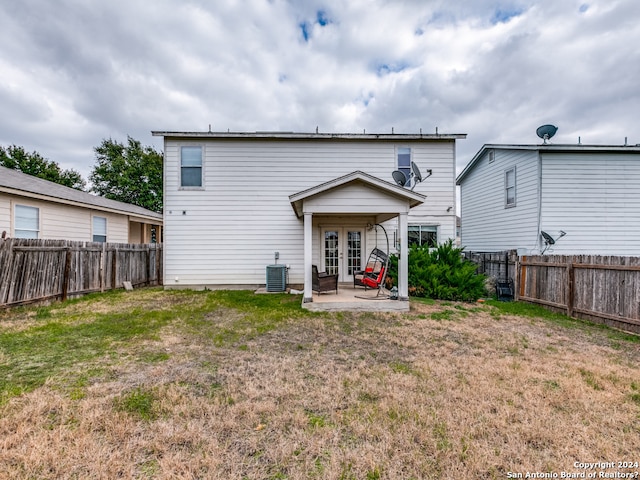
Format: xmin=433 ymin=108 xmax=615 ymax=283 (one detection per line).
xmin=347 ymin=231 xmax=362 ymax=277
xmin=324 ymin=230 xmax=339 ymax=276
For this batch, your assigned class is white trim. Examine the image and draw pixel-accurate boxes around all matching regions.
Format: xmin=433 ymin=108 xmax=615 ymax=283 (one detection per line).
xmin=179 ymin=144 xmax=205 ymax=190
xmin=13 ymin=202 xmax=40 ymax=239
xmin=290 ymin=171 xmax=425 ymax=218
xmin=92 ymin=215 xmax=108 ymax=243
xmin=505 ymin=166 xmax=517 ymax=208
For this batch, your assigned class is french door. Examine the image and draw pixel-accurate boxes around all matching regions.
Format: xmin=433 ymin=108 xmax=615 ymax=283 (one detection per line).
xmin=322 ymin=228 xmax=364 ymax=282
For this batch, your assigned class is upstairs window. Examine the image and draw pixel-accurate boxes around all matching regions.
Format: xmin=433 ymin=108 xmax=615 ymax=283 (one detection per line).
xmin=397 ymin=147 xmax=411 ymax=186
xmin=93 ymin=216 xmax=107 ymax=242
xmin=181 ymin=146 xmax=203 ymax=187
xmin=505 ymin=167 xmax=516 ymax=207
xmin=408 ymin=225 xmax=437 ymax=248
xmin=14 ymin=205 xmax=39 ymax=239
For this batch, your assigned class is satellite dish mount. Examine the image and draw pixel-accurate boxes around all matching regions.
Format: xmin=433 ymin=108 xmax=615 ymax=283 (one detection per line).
xmin=391 ymin=161 xmax=432 ymax=190
xmin=540 ymin=230 xmax=566 ymax=254
xmin=536 ymin=124 xmax=558 ymax=144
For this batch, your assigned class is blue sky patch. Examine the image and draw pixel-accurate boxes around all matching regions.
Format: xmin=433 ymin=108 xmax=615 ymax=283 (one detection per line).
xmin=579 ymin=3 xmax=589 ymax=13
xmin=299 ymin=10 xmax=332 ymax=42
xmin=299 ymin=21 xmax=310 ymax=41
xmin=490 ymin=7 xmax=524 ymax=24
xmin=375 ymin=62 xmax=410 ymax=76
xmin=316 ymin=10 xmax=330 ymax=26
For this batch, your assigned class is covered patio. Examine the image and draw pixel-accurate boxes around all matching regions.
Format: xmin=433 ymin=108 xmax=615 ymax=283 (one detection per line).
xmin=302 ymin=284 xmax=410 ymax=312
xmin=289 ymin=171 xmax=425 ymax=312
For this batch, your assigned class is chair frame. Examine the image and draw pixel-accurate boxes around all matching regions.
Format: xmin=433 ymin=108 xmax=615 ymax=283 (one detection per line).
xmin=312 ymin=265 xmax=339 ymax=294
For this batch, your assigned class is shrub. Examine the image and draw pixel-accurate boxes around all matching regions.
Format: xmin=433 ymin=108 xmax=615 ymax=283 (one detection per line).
xmin=386 ymin=240 xmax=486 ymax=301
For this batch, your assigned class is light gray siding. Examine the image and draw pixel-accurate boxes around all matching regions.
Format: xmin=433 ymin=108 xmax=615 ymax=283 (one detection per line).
xmin=164 ymin=138 xmax=458 ymax=287
xmin=541 ymin=152 xmax=640 ymax=255
xmin=459 ymin=149 xmax=539 ymax=251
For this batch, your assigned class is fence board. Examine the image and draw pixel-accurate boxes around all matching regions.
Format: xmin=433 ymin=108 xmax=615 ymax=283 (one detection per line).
xmin=0 ymin=238 xmax=163 ymax=308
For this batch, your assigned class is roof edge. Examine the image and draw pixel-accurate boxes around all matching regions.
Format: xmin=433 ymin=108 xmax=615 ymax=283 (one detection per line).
xmin=152 ymin=130 xmax=467 ymax=141
xmin=456 ymin=143 xmax=640 ymax=184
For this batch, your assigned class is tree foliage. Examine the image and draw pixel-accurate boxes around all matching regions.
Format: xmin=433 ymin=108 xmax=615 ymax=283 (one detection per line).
xmin=387 ymin=240 xmax=486 ymax=301
xmin=90 ymin=137 xmax=163 ymax=213
xmin=0 ymin=144 xmax=86 ymax=190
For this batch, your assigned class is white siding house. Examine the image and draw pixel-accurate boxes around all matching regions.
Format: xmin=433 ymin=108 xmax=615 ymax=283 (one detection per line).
xmin=456 ymin=144 xmax=640 ymax=255
xmin=0 ymin=166 xmax=163 ymax=243
xmin=154 ymin=131 xmax=465 ymax=302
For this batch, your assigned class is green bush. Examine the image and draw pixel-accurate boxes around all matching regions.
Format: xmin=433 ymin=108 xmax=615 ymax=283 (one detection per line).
xmin=386 ymin=240 xmax=486 ymax=301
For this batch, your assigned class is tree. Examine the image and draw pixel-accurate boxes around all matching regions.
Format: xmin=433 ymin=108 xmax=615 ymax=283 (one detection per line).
xmin=0 ymin=145 xmax=86 ymax=190
xmin=90 ymin=137 xmax=163 ymax=213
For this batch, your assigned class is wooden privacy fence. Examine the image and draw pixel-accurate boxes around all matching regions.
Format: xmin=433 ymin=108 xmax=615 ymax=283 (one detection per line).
xmin=517 ymin=255 xmax=640 ymax=334
xmin=0 ymin=238 xmax=163 ymax=308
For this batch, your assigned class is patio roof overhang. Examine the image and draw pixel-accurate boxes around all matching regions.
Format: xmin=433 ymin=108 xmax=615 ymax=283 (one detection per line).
xmin=289 ymin=170 xmax=425 ymax=221
xmin=289 ymin=171 xmax=425 ymax=308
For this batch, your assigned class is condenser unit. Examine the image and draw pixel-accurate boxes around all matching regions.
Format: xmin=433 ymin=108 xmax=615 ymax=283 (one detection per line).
xmin=265 ymin=264 xmax=286 ymax=292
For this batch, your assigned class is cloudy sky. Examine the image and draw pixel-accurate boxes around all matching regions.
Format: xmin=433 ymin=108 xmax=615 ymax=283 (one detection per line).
xmin=1 ymin=0 xmax=639 ymax=181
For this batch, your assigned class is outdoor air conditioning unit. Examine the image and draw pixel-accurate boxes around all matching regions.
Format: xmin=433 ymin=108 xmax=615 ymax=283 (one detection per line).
xmin=266 ymin=264 xmax=286 ymax=292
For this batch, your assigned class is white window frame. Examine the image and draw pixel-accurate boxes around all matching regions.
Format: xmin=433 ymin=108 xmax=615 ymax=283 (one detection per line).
xmin=408 ymin=224 xmax=438 ymax=248
xmin=14 ymin=204 xmax=40 ymax=239
xmin=488 ymin=150 xmax=495 ymax=164
xmin=505 ymin=166 xmax=516 ymax=208
xmin=180 ymin=145 xmax=204 ymax=189
xmin=396 ymin=146 xmax=412 ymax=187
xmin=92 ymin=216 xmax=107 ymax=243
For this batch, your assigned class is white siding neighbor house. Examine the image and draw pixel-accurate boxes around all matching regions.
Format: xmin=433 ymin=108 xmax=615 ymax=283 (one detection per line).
xmin=0 ymin=165 xmax=163 ymax=244
xmin=456 ymin=144 xmax=640 ymax=255
xmin=153 ymin=131 xmax=465 ymax=303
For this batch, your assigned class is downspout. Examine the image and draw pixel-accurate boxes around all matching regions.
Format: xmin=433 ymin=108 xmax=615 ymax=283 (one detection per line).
xmin=535 ymin=151 xmax=542 ymax=252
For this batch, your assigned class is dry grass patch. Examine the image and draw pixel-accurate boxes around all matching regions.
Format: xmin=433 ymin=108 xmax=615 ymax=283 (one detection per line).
xmin=1 ymin=289 xmax=639 ymax=479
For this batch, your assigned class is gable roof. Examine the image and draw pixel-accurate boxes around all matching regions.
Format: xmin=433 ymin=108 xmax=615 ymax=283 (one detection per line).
xmin=456 ymin=143 xmax=640 ymax=185
xmin=0 ymin=166 xmax=162 ymax=221
xmin=289 ymin=170 xmax=425 ymax=218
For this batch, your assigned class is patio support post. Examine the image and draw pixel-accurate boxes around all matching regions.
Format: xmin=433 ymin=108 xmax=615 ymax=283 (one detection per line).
xmin=303 ymin=212 xmax=313 ymax=303
xmin=398 ymin=212 xmax=409 ymax=301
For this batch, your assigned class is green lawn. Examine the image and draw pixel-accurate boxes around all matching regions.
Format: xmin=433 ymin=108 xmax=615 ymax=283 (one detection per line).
xmin=1 ymin=288 xmax=638 ymax=479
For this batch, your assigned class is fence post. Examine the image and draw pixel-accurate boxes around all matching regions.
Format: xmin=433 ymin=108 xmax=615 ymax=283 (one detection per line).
xmin=567 ymin=263 xmax=575 ymax=317
xmin=514 ymin=255 xmax=520 ymax=301
xmin=156 ymin=243 xmax=162 ymax=286
xmin=519 ymin=256 xmax=527 ymax=299
xmin=111 ymin=248 xmax=118 ymax=290
xmin=100 ymin=242 xmax=106 ymax=292
xmin=1 ymin=239 xmax=15 ymax=305
xmin=61 ymin=248 xmax=72 ymax=302
xmin=146 ymin=247 xmax=152 ymax=286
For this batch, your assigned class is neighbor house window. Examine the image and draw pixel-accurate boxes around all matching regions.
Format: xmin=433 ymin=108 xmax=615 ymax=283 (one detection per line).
xmin=408 ymin=225 xmax=437 ymax=248
xmin=93 ymin=216 xmax=107 ymax=243
xmin=14 ymin=205 xmax=39 ymax=239
xmin=505 ymin=167 xmax=516 ymax=207
xmin=181 ymin=146 xmax=203 ymax=187
xmin=397 ymin=147 xmax=411 ymax=186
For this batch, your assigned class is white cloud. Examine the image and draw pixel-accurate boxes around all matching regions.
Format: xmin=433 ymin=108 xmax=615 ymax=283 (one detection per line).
xmin=1 ymin=0 xmax=639 ymax=179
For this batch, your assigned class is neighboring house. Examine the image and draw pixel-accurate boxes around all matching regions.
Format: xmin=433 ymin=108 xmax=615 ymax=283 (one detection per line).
xmin=456 ymin=144 xmax=640 ymax=255
xmin=152 ymin=130 xmax=465 ymax=302
xmin=0 ymin=165 xmax=163 ymax=243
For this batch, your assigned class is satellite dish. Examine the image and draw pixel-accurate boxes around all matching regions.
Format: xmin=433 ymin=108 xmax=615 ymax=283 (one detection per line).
xmin=536 ymin=124 xmax=558 ymax=144
xmin=540 ymin=231 xmax=555 ymax=245
xmin=411 ymin=162 xmax=422 ymax=183
xmin=392 ymin=170 xmax=407 ymax=186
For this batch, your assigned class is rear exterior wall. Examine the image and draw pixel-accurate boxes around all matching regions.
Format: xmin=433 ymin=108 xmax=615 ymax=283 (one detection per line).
xmin=163 ymin=138 xmax=458 ymax=287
